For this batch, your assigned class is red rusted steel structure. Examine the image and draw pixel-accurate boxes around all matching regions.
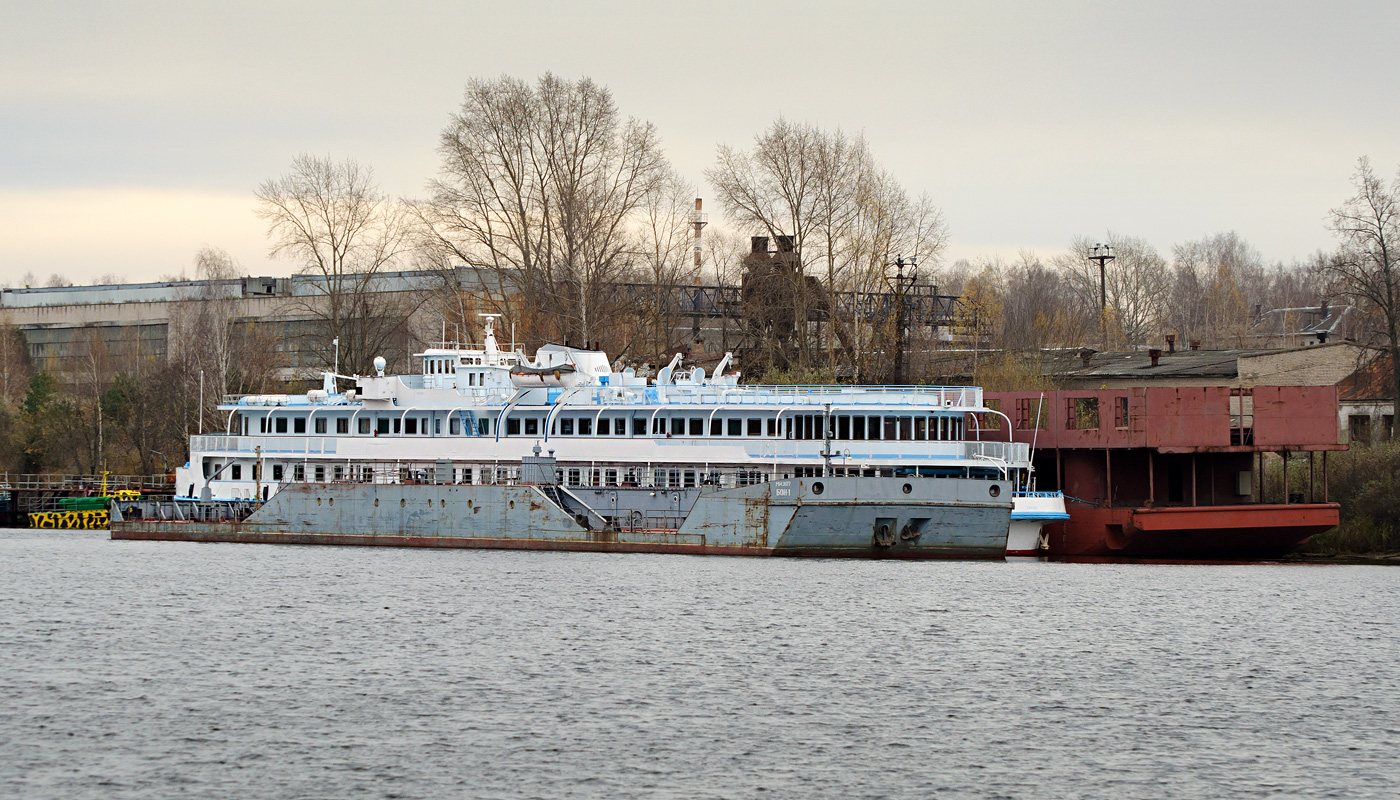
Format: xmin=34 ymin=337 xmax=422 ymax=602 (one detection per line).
xmin=980 ymin=386 xmax=1342 ymax=557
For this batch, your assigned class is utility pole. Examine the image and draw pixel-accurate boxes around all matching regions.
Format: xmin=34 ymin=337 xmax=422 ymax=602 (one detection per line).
xmin=885 ymin=255 xmax=918 ymax=384
xmin=1089 ymin=243 xmax=1115 ymax=346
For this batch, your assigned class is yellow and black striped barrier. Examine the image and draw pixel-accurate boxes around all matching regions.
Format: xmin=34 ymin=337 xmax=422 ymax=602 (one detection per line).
xmin=28 ymin=509 xmax=111 ymax=529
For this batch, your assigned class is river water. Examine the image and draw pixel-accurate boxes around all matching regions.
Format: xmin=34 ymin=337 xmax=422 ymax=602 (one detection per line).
xmin=1 ymin=531 xmax=1396 ymax=799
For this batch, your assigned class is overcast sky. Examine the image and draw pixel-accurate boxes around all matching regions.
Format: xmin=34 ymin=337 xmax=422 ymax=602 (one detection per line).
xmin=3 ymin=0 xmax=1398 ymax=286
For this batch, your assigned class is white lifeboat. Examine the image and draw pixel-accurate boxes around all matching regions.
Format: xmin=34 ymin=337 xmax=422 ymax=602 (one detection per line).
xmin=509 ymin=363 xmax=581 ymax=388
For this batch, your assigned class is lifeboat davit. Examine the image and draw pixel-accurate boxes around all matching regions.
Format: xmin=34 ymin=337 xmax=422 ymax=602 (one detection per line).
xmin=509 ymin=364 xmax=580 ymax=388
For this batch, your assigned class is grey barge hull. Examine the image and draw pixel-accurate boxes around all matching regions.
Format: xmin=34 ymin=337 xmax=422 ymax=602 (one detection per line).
xmin=111 ymin=477 xmax=1012 ymax=559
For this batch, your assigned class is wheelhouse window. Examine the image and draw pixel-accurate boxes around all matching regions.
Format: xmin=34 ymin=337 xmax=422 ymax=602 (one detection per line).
xmin=315 ymin=417 xmax=327 ymax=434
xmin=577 ymin=418 xmax=591 ymax=436
xmin=728 ymin=419 xmax=742 ymax=436
xmin=294 ymin=417 xmax=306 ymax=434
xmin=507 ymin=418 xmax=521 ymax=436
xmin=405 ymin=418 xmax=418 ymax=435
xmin=688 ymin=418 xmax=703 ymax=436
xmin=230 ymin=464 xmax=242 ymax=480
xmin=524 ymin=418 xmax=539 ymax=436
xmin=275 ymin=417 xmax=288 ymax=434
xmin=633 ymin=418 xmax=646 ymax=436
xmin=336 ymin=417 xmax=349 ymax=434
xmin=376 ymin=417 xmax=389 ymax=435
xmin=450 ymin=416 xmax=461 ymax=435
xmin=671 ymin=418 xmax=684 ymax=436
xmin=272 ymin=464 xmax=283 ymax=481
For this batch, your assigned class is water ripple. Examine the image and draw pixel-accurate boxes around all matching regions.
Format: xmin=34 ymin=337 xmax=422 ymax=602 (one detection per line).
xmin=0 ymin=532 xmax=1396 ymax=799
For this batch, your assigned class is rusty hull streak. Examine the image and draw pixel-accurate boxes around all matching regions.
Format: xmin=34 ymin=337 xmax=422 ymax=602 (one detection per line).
xmin=110 ymin=522 xmax=1002 ymax=559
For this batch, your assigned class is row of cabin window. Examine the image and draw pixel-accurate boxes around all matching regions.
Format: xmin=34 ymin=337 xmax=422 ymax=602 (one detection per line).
xmin=556 ymin=413 xmax=964 ymax=441
xmin=246 ymin=412 xmax=964 ymax=441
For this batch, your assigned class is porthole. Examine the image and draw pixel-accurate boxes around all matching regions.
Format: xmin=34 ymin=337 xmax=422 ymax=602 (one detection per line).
xmin=989 ymin=484 xmax=1001 ymax=498
xmin=400 ymin=498 xmax=406 ymax=508
xmin=902 ymin=483 xmax=912 ymax=495
xmin=812 ymin=481 xmax=824 ymax=495
xmin=509 ymin=500 xmax=515 ymax=509
xmin=328 ymin=498 xmax=333 ymax=507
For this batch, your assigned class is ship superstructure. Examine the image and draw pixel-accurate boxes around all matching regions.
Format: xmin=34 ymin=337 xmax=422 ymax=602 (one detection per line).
xmin=178 ymin=319 xmax=1033 ymax=506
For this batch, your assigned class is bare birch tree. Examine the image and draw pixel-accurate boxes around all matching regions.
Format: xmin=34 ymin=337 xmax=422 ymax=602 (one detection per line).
xmin=707 ymin=118 xmax=947 ymax=370
xmin=1054 ymin=233 xmax=1170 ymax=347
xmin=419 ymin=74 xmax=670 ymax=350
xmin=256 ymin=154 xmax=416 ymax=374
xmin=1326 ymin=157 xmax=1400 ymax=411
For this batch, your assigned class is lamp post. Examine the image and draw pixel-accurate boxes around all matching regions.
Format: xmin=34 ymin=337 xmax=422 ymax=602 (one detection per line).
xmin=1089 ymin=243 xmax=1115 ymax=345
xmin=885 ymin=255 xmax=918 ymax=385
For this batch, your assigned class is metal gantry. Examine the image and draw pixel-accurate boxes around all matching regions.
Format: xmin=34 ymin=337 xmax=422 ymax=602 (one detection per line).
xmin=610 ymin=282 xmax=958 ymax=327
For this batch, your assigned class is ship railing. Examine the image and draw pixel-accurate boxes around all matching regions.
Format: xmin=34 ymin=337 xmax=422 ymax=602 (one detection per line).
xmin=191 ymin=434 xmax=338 ymax=455
xmin=1014 ymin=490 xmax=1064 ymax=498
xmin=571 ymin=384 xmax=984 ymax=408
xmin=962 ymin=441 xmax=1031 ymax=464
xmin=0 ymin=472 xmax=174 ymax=492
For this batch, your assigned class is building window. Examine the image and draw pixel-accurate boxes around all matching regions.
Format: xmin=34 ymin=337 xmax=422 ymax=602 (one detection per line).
xmin=1067 ymin=398 xmax=1100 ymax=430
xmin=1384 ymin=415 xmax=1395 ymax=441
xmin=1014 ymin=398 xmax=1047 ymax=430
xmin=1348 ymin=414 xmax=1372 ymax=444
xmin=1114 ymin=396 xmax=1129 ymax=429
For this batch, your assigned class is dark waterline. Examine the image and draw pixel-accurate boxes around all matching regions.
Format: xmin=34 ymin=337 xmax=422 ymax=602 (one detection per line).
xmin=1 ymin=531 xmax=1396 ymax=799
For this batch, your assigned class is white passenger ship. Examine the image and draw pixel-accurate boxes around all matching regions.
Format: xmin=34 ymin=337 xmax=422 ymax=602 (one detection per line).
xmin=178 ymin=318 xmax=1062 ymax=552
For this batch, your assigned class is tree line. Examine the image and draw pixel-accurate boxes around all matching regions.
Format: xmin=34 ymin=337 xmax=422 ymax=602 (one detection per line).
xmin=3 ymin=72 xmax=1399 ymax=475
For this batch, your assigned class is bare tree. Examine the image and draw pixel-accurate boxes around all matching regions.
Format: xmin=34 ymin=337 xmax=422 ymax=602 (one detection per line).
xmin=1167 ymin=232 xmax=1263 ymax=346
xmin=256 ymin=154 xmax=416 ymax=375
xmin=707 ymin=118 xmax=947 ymax=370
xmin=1055 ymin=233 xmax=1170 ymax=347
xmin=636 ymin=170 xmax=703 ymax=358
xmin=420 ymin=74 xmax=671 ymax=350
xmin=1326 ymin=157 xmax=1400 ymax=412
